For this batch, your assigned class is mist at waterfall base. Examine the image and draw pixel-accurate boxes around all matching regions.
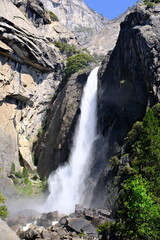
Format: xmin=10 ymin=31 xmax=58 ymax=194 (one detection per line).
xmin=44 ymin=67 xmax=99 ymax=214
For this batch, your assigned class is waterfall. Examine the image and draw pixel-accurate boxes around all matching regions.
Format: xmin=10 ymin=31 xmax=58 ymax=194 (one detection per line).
xmin=45 ymin=67 xmax=99 ymax=214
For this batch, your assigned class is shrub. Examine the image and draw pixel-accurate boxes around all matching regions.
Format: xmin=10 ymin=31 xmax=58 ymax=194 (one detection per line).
xmin=144 ymin=0 xmax=160 ymax=8
xmin=146 ymin=1 xmax=154 ymax=8
xmin=97 ymin=221 xmax=114 ymax=234
xmin=55 ymin=41 xmax=80 ymax=57
xmin=115 ymin=176 xmax=160 ymax=239
xmin=64 ymin=53 xmax=95 ymax=79
xmin=0 ymin=193 xmax=8 ymax=219
xmin=109 ymin=156 xmax=121 ymax=169
xmin=10 ymin=162 xmax=15 ymax=174
xmin=49 ymin=11 xmax=59 ymax=21
xmin=112 ymin=106 xmax=160 ymax=238
xmin=152 ymin=102 xmax=160 ymax=119
xmin=126 ymin=121 xmax=143 ymax=146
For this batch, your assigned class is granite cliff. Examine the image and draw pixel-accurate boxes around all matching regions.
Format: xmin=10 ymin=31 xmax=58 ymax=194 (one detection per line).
xmin=91 ymin=2 xmax=160 ymax=211
xmin=40 ymin=0 xmax=108 ymax=45
xmin=0 ymin=0 xmax=77 ymax=176
xmin=39 ymin=0 xmax=130 ymax=56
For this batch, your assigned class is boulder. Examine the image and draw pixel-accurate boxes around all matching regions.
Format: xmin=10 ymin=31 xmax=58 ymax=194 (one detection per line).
xmin=37 ymin=217 xmax=52 ymax=228
xmin=66 ymin=217 xmax=98 ymax=236
xmin=41 ymin=211 xmax=58 ymax=221
xmin=83 ymin=208 xmax=94 ymax=220
xmin=0 ymin=218 xmax=20 ymax=240
xmin=98 ymin=209 xmax=111 ymax=218
xmin=59 ymin=216 xmax=68 ymax=226
xmin=42 ymin=229 xmax=60 ymax=240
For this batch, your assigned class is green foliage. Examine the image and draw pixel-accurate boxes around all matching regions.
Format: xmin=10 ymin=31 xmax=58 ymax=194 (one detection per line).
xmin=13 ymin=168 xmax=47 ymax=197
xmin=37 ymin=127 xmax=43 ymax=138
xmin=22 ymin=168 xmax=29 ymax=178
xmin=144 ymin=0 xmax=160 ymax=8
xmin=115 ymin=176 xmax=160 ymax=239
xmin=15 ymin=170 xmax=23 ymax=178
xmin=110 ymin=156 xmax=121 ymax=169
xmin=55 ymin=41 xmax=80 ymax=57
xmin=97 ymin=221 xmax=115 ymax=234
xmin=49 ymin=11 xmax=59 ymax=21
xmin=64 ymin=53 xmax=95 ymax=79
xmin=113 ymin=106 xmax=160 ymax=239
xmin=131 ymin=108 xmax=160 ymax=198
xmin=10 ymin=162 xmax=15 ymax=174
xmin=78 ymin=232 xmax=87 ymax=238
xmin=146 ymin=1 xmax=154 ymax=8
xmin=126 ymin=121 xmax=143 ymax=146
xmin=0 ymin=192 xmax=8 ymax=219
xmin=152 ymin=103 xmax=160 ymax=119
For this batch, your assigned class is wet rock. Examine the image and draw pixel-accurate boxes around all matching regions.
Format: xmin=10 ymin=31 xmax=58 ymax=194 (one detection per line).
xmin=83 ymin=208 xmax=94 ymax=220
xmin=66 ymin=217 xmax=98 ymax=236
xmin=41 ymin=211 xmax=58 ymax=221
xmin=59 ymin=216 xmax=68 ymax=226
xmin=75 ymin=204 xmax=84 ymax=214
xmin=37 ymin=218 xmax=52 ymax=228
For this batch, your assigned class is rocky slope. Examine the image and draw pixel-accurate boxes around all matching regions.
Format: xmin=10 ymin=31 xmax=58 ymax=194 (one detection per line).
xmin=0 ymin=0 xmax=77 ymax=177
xmin=91 ymin=2 xmax=160 ymax=211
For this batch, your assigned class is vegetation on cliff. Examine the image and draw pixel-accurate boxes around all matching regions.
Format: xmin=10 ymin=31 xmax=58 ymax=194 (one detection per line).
xmin=55 ymin=41 xmax=96 ymax=79
xmin=11 ymin=164 xmax=47 ymax=197
xmin=0 ymin=192 xmax=8 ymax=219
xmin=64 ymin=53 xmax=95 ymax=79
xmin=144 ymin=0 xmax=160 ymax=8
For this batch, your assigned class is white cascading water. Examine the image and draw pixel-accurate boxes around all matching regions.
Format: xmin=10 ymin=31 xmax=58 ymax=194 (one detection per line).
xmin=44 ymin=67 xmax=99 ymax=214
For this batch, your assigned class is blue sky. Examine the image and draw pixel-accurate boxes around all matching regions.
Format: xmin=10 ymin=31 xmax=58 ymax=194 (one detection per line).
xmin=84 ymin=0 xmax=139 ymax=19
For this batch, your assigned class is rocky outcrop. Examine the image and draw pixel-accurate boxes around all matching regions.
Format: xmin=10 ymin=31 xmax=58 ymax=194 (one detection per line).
xmin=12 ymin=0 xmax=77 ymax=46
xmin=92 ymin=3 xmax=160 ymax=211
xmin=35 ymin=70 xmax=90 ymax=178
xmin=0 ymin=0 xmax=77 ymax=177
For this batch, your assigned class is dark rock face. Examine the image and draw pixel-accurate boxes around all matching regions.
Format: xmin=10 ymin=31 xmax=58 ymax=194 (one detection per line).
xmin=35 ymin=71 xmax=90 ymax=178
xmin=93 ymin=4 xmax=160 ymax=211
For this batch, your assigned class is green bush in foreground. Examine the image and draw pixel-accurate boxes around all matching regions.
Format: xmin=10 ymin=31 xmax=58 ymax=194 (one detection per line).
xmin=115 ymin=176 xmax=160 ymax=239
xmin=107 ymin=106 xmax=160 ymax=239
xmin=0 ymin=193 xmax=8 ymax=219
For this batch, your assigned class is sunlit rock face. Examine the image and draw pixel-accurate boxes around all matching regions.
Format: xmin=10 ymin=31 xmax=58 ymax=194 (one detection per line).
xmin=0 ymin=0 xmax=77 ymax=174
